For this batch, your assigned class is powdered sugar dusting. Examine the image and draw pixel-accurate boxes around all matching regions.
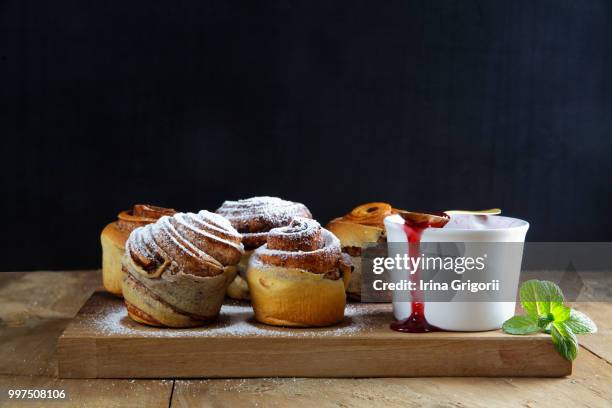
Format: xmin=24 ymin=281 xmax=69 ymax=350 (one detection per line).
xmin=216 ymin=196 xmax=312 ymax=233
xmin=126 ymin=209 xmax=244 ymax=277
xmin=216 ymin=196 xmax=313 ymax=250
xmin=92 ymin=299 xmax=387 ymax=338
xmin=256 ymin=226 xmax=340 ymax=259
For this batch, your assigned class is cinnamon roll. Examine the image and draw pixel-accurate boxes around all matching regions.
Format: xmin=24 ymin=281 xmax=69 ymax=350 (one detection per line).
xmin=101 ymin=204 xmax=176 ymax=296
xmin=326 ymin=202 xmax=401 ymax=300
xmin=216 ymin=196 xmax=312 ymax=300
xmin=247 ymin=217 xmax=352 ymax=327
xmin=121 ymin=210 xmax=243 ymax=328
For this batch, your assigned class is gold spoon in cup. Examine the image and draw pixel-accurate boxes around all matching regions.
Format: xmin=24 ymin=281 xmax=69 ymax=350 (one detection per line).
xmin=445 ymin=208 xmax=501 ymax=216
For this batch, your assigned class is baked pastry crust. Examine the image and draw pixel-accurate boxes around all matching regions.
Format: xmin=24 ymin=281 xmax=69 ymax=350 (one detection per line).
xmin=122 ymin=210 xmax=243 ymax=327
xmin=326 ymin=203 xmax=399 ymax=300
xmin=225 ymin=250 xmax=253 ymax=300
xmin=247 ymin=218 xmax=352 ymax=327
xmin=216 ymin=196 xmax=312 ymax=300
xmin=101 ymin=204 xmax=175 ymax=296
xmin=123 ymin=260 xmax=237 ymax=327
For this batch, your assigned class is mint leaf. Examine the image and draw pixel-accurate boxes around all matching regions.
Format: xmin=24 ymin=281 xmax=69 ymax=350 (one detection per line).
xmin=519 ymin=280 xmax=541 ymax=317
xmin=551 ymin=321 xmax=578 ymax=361
xmin=542 ymin=281 xmax=565 ymax=306
xmin=565 ymin=310 xmax=598 ymax=334
xmin=537 ymin=313 xmax=554 ymax=330
xmin=509 ymin=281 xmax=596 ymax=362
xmin=502 ymin=315 xmax=540 ymax=335
xmin=551 ymin=304 xmax=571 ymax=322
xmin=520 ymin=280 xmax=564 ymax=317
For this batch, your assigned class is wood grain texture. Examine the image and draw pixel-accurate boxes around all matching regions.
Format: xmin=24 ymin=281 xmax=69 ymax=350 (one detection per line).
xmin=170 ymin=351 xmax=612 ymax=408
xmin=0 ymin=271 xmax=173 ymax=408
xmin=0 ymin=271 xmax=101 ymax=376
xmin=57 ymin=292 xmax=571 ymax=378
xmin=572 ymin=301 xmax=612 ymax=363
xmin=0 ymin=376 xmax=173 ymax=408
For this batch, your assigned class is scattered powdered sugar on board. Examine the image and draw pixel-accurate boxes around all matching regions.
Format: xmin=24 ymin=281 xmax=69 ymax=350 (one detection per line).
xmin=92 ymin=300 xmax=386 ymax=338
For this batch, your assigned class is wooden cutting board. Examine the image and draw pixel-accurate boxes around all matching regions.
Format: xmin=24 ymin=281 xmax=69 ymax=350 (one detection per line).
xmin=57 ymin=292 xmax=571 ymax=378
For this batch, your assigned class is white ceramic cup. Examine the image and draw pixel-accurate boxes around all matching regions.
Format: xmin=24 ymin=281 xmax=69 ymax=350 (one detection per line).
xmin=383 ymin=214 xmax=529 ymax=331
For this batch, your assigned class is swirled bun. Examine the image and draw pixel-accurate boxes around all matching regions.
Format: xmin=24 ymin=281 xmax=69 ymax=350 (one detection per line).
xmin=327 ymin=202 xmax=397 ymax=247
xmin=326 ymin=203 xmax=400 ymax=300
xmin=247 ymin=218 xmax=352 ymax=327
xmin=216 ymin=196 xmax=312 ymax=300
xmin=122 ymin=210 xmax=243 ymax=328
xmin=101 ymin=204 xmax=175 ymax=296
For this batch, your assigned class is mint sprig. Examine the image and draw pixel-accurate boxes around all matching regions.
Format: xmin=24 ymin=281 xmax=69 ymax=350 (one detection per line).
xmin=502 ymin=279 xmax=597 ymax=361
xmin=551 ymin=321 xmax=578 ymax=361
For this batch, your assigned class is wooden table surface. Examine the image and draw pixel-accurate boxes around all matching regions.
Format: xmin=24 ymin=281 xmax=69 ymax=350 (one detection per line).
xmin=0 ymin=271 xmax=611 ymax=408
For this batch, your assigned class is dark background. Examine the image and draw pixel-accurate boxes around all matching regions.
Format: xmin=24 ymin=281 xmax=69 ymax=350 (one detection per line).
xmin=2 ymin=1 xmax=612 ymax=271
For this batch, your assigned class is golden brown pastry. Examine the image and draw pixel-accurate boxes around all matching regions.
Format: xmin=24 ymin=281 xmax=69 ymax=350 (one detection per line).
xmin=216 ymin=196 xmax=312 ymax=300
xmin=247 ymin=217 xmax=352 ymax=327
xmin=326 ymin=202 xmax=400 ymax=300
xmin=101 ymin=204 xmax=175 ymax=297
xmin=122 ymin=210 xmax=243 ymax=328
